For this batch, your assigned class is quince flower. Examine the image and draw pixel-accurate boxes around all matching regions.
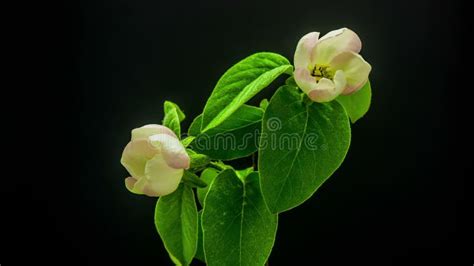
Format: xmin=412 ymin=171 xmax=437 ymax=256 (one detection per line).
xmin=294 ymin=28 xmax=372 ymax=102
xmin=120 ymin=124 xmax=190 ymax=197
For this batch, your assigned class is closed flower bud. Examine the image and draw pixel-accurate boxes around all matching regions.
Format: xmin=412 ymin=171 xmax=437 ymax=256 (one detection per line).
xmin=120 ymin=124 xmax=190 ymax=197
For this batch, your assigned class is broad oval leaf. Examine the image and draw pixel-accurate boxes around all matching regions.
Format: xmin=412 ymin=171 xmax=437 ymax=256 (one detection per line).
xmin=188 ymin=114 xmax=202 ymax=137
xmin=155 ymin=184 xmax=198 ymax=266
xmin=194 ymin=210 xmax=205 ymax=263
xmin=336 ymin=81 xmax=372 ymax=123
xmin=259 ymin=85 xmax=351 ymax=213
xmin=201 ymin=52 xmax=292 ymax=132
xmin=182 ymin=170 xmax=208 ymax=188
xmin=202 ymin=170 xmax=277 ymax=266
xmin=197 ymin=167 xmax=220 ymax=206
xmin=189 ymin=105 xmax=263 ymax=160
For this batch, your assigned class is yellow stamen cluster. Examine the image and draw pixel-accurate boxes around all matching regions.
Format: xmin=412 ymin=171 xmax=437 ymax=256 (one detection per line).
xmin=309 ymin=64 xmax=334 ymax=82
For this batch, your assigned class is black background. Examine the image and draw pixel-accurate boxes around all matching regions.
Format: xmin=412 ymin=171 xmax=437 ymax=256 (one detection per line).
xmin=4 ymin=0 xmax=471 ymax=265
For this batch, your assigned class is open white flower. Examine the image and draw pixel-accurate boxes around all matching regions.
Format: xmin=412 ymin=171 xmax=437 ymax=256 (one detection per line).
xmin=294 ymin=28 xmax=372 ymax=102
xmin=120 ymin=124 xmax=190 ymax=197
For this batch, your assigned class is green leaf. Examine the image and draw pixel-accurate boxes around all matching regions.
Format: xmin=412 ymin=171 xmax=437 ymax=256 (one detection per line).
xmin=202 ymin=170 xmax=278 ymax=266
xmin=285 ymin=76 xmax=297 ymax=87
xmin=209 ymin=161 xmax=233 ymax=171
xmin=201 ymin=52 xmax=292 ymax=132
xmin=163 ymin=101 xmax=184 ymax=137
xmin=197 ymin=168 xmax=220 ymax=206
xmin=189 ymin=105 xmax=263 ymax=160
xmin=165 ymin=100 xmax=186 ymax=122
xmin=259 ymin=98 xmax=269 ymax=111
xmin=181 ymin=136 xmax=195 ymax=148
xmin=155 ymin=184 xmax=198 ymax=266
xmin=235 ymin=167 xmax=254 ymax=180
xmin=194 ymin=211 xmax=206 ymax=263
xmin=182 ymin=170 xmax=208 ymax=188
xmin=188 ymin=152 xmax=211 ymax=172
xmin=259 ymin=85 xmax=351 ymax=213
xmin=188 ymin=115 xmax=202 ymax=137
xmin=336 ymin=81 xmax=372 ymax=123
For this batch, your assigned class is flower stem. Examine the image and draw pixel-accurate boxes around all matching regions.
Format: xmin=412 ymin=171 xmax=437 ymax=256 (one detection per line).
xmin=209 ymin=161 xmax=230 ymax=171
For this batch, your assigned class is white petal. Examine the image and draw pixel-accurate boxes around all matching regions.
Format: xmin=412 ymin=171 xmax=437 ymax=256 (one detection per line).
xmin=294 ymin=67 xmax=317 ymax=94
xmin=149 ymin=134 xmax=190 ymax=169
xmin=312 ymin=28 xmax=362 ymax=64
xmin=294 ymin=32 xmax=320 ymax=69
xmin=307 ymin=78 xmax=334 ymax=102
xmin=330 ymin=51 xmax=371 ymax=95
xmin=307 ymin=71 xmax=345 ymax=103
xmin=333 ymin=70 xmax=347 ymax=95
xmin=125 ymin=177 xmax=136 ymax=190
xmin=120 ymin=139 xmax=158 ymax=179
xmin=124 ymin=176 xmax=146 ymax=195
xmin=132 ymin=124 xmax=177 ymax=141
xmin=143 ymin=155 xmax=184 ymax=196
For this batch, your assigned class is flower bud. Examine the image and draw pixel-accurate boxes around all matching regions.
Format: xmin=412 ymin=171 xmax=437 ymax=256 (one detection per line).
xmin=121 ymin=124 xmax=190 ymax=197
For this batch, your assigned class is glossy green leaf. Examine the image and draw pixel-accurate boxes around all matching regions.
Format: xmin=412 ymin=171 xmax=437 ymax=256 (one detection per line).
xmin=155 ymin=184 xmax=198 ymax=266
xmin=259 ymin=98 xmax=269 ymax=111
xmin=197 ymin=168 xmax=220 ymax=206
xmin=181 ymin=136 xmax=195 ymax=148
xmin=194 ymin=211 xmax=205 ymax=263
xmin=189 ymin=105 xmax=263 ymax=160
xmin=235 ymin=167 xmax=254 ymax=180
xmin=259 ymin=85 xmax=351 ymax=213
xmin=202 ymin=170 xmax=278 ymax=266
xmin=285 ymin=76 xmax=297 ymax=87
xmin=188 ymin=115 xmax=202 ymax=137
xmin=336 ymin=81 xmax=372 ymax=123
xmin=182 ymin=170 xmax=207 ymax=188
xmin=188 ymin=152 xmax=211 ymax=172
xmin=165 ymin=100 xmax=185 ymax=122
xmin=163 ymin=101 xmax=184 ymax=137
xmin=201 ymin=52 xmax=292 ymax=132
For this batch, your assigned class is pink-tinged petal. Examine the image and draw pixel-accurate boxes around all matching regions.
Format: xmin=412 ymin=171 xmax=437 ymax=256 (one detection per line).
xmin=342 ymin=79 xmax=369 ymax=95
xmin=124 ymin=177 xmax=137 ymax=192
xmin=312 ymin=28 xmax=362 ymax=64
xmin=148 ymin=134 xmax=190 ymax=169
xmin=294 ymin=68 xmax=317 ymax=94
xmin=143 ymin=155 xmax=184 ymax=196
xmin=124 ymin=176 xmax=145 ymax=195
xmin=131 ymin=124 xmax=177 ymax=141
xmin=307 ymin=72 xmax=345 ymax=103
xmin=294 ymin=32 xmax=320 ymax=69
xmin=333 ymin=70 xmax=347 ymax=95
xmin=125 ymin=176 xmax=152 ymax=195
xmin=307 ymin=78 xmax=335 ymax=102
xmin=330 ymin=51 xmax=371 ymax=95
xmin=120 ymin=139 xmax=158 ymax=179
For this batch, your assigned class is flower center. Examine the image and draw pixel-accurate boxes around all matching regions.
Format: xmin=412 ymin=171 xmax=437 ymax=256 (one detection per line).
xmin=309 ymin=64 xmax=334 ymax=82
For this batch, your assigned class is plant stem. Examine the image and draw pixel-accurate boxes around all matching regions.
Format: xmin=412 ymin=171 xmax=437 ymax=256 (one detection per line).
xmin=209 ymin=161 xmax=231 ymax=171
